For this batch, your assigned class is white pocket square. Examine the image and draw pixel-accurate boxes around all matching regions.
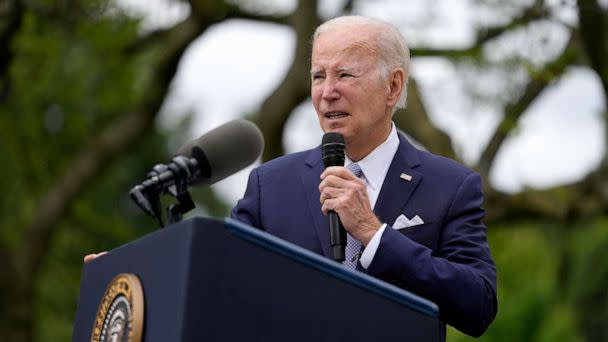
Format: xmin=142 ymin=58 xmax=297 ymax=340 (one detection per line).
xmin=392 ymin=214 xmax=424 ymax=230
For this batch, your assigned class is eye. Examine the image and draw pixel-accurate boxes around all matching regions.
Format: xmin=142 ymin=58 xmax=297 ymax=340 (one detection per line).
xmin=340 ymin=73 xmax=353 ymax=78
xmin=312 ymin=73 xmax=325 ymax=81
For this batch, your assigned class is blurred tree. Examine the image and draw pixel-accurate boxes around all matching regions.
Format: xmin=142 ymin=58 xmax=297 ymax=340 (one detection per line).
xmin=0 ymin=0 xmax=262 ymax=340
xmin=1 ymin=0 xmax=607 ymax=341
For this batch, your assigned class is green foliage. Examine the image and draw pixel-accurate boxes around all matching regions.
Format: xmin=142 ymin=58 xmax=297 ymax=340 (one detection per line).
xmin=1 ymin=5 xmax=142 ymax=244
xmin=449 ymin=224 xmax=551 ymax=341
xmin=0 ymin=2 xmax=205 ymax=340
xmin=447 ymin=220 xmax=608 ymax=342
xmin=564 ymin=218 xmax=608 ymax=342
xmin=32 ymin=133 xmax=171 ymax=341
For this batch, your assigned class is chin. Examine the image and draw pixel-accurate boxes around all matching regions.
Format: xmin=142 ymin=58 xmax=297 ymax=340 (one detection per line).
xmin=323 ymin=128 xmax=350 ymax=139
xmin=322 ymin=122 xmax=348 ymax=134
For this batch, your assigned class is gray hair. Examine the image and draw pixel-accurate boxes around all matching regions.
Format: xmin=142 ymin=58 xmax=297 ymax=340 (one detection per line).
xmin=312 ymin=16 xmax=410 ymax=110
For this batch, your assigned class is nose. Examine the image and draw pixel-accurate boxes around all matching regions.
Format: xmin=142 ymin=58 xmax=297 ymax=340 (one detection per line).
xmin=321 ymin=79 xmax=340 ymax=101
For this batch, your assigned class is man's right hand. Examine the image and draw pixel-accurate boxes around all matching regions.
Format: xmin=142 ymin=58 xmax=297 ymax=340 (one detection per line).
xmin=83 ymin=251 xmax=107 ymax=263
xmin=319 ymin=166 xmax=382 ymax=246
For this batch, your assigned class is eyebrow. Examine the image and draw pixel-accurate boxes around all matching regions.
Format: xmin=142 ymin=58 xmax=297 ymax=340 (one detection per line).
xmin=337 ymin=66 xmax=354 ymax=72
xmin=310 ymin=65 xmax=357 ymax=74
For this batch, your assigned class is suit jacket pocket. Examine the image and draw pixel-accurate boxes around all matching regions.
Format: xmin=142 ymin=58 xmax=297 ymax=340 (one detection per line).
xmin=396 ymin=217 xmax=441 ymax=252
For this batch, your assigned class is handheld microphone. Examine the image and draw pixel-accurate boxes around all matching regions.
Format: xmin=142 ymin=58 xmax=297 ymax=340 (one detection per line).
xmin=321 ymin=132 xmax=346 ymax=262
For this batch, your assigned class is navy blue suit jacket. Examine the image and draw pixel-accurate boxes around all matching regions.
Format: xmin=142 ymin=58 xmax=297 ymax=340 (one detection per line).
xmin=231 ymin=133 xmax=497 ymax=339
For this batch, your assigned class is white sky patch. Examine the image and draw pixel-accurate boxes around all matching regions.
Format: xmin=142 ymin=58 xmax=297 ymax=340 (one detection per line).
xmin=356 ymin=0 xmax=476 ymax=48
xmin=227 ymin=0 xmax=297 ymax=14
xmin=411 ymin=57 xmax=501 ymax=164
xmin=490 ymin=67 xmax=606 ymax=192
xmin=318 ymin=0 xmax=350 ymax=19
xmin=159 ymin=19 xmax=295 ymax=139
xmin=284 ymin=100 xmax=323 ymax=153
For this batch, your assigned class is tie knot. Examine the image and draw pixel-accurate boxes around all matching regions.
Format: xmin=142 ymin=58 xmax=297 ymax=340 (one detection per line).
xmin=347 ymin=163 xmax=364 ymax=179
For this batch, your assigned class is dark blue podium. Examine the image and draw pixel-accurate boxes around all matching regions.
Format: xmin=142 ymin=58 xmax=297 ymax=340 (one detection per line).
xmin=73 ymin=218 xmax=440 ymax=341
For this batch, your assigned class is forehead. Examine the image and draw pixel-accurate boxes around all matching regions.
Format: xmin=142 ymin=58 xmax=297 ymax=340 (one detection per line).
xmin=311 ymin=27 xmax=379 ymax=70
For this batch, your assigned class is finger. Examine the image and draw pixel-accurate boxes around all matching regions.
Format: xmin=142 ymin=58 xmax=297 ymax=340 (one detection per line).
xmin=321 ymin=198 xmax=337 ymax=215
xmin=319 ymin=174 xmax=350 ymax=191
xmin=83 ymin=254 xmax=97 ymax=264
xmin=322 ymin=196 xmax=350 ymax=214
xmin=321 ymin=166 xmax=357 ymax=180
xmin=320 ymin=187 xmax=344 ymax=204
xmin=320 ymin=183 xmax=366 ymax=207
xmin=83 ymin=251 xmax=107 ymax=264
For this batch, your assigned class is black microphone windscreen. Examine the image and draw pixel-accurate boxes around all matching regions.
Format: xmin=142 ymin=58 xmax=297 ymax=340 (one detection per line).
xmin=175 ymin=119 xmax=264 ymax=186
xmin=321 ymin=132 xmax=345 ymax=168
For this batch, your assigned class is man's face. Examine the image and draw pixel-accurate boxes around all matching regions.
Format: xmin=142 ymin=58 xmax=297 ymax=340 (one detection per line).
xmin=311 ymin=26 xmax=393 ymax=156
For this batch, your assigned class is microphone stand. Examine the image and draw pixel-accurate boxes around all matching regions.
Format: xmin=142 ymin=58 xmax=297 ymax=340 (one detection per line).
xmin=129 ymin=156 xmax=199 ymax=228
xmin=167 ymin=178 xmax=195 ymax=225
xmin=129 ymin=184 xmax=164 ymax=227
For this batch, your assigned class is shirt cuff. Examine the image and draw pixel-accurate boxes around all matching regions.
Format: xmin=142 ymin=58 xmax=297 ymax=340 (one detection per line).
xmin=359 ymin=223 xmax=387 ymax=269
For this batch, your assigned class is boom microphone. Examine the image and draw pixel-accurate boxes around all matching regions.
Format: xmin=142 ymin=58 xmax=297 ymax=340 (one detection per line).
xmin=321 ymin=132 xmax=346 ymax=262
xmin=130 ymin=119 xmax=264 ymax=220
xmin=175 ymin=119 xmax=265 ymax=186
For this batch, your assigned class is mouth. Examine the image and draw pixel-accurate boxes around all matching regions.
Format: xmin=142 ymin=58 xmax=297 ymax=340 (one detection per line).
xmin=324 ymin=111 xmax=350 ymax=120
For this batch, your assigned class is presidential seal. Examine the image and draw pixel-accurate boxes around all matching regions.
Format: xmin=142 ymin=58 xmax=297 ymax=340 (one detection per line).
xmin=91 ymin=273 xmax=144 ymax=342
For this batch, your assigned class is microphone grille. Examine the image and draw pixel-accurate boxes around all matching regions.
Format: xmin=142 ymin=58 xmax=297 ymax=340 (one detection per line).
xmin=175 ymin=119 xmax=264 ymax=186
xmin=321 ymin=132 xmax=345 ymax=168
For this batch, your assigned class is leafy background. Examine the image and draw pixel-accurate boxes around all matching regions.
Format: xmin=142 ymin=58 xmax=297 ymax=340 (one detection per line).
xmin=1 ymin=0 xmax=607 ymax=341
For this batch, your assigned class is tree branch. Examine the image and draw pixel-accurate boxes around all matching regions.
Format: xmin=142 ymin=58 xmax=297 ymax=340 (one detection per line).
xmin=411 ymin=1 xmax=551 ymax=59
xmin=394 ymin=78 xmax=456 ymax=160
xmin=577 ymin=0 xmax=608 ymax=170
xmin=485 ymin=167 xmax=608 ymax=224
xmin=0 ymin=0 xmax=24 ymax=102
xmin=577 ymin=0 xmax=608 ymax=96
xmin=341 ymin=0 xmax=355 ymax=14
xmin=477 ymin=39 xmax=577 ymax=177
xmin=254 ymin=0 xmax=321 ymax=161
xmin=223 ymin=3 xmax=290 ymax=25
xmin=126 ymin=2 xmax=290 ymax=55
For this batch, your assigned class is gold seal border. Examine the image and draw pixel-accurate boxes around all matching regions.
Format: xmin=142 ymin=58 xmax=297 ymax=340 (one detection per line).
xmin=90 ymin=273 xmax=144 ymax=342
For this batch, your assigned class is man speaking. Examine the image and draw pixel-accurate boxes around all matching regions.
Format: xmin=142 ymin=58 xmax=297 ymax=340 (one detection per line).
xmin=231 ymin=15 xmax=497 ymax=340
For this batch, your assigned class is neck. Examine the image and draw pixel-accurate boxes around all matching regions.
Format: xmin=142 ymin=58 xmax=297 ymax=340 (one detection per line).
xmin=345 ymin=121 xmax=392 ymax=161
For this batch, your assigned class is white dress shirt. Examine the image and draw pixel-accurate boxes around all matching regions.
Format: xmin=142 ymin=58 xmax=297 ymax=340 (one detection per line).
xmin=344 ymin=122 xmax=399 ymax=269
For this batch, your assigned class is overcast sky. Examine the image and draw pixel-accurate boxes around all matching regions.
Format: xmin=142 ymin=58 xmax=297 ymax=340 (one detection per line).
xmin=118 ymin=0 xmax=607 ymax=206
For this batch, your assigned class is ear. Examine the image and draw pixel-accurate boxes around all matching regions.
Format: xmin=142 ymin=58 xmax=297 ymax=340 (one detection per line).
xmin=386 ymin=68 xmax=405 ymax=107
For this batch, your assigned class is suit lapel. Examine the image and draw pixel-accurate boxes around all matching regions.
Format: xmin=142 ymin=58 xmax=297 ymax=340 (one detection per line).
xmin=374 ymin=134 xmax=423 ymax=226
xmin=301 ymin=148 xmax=332 ymax=258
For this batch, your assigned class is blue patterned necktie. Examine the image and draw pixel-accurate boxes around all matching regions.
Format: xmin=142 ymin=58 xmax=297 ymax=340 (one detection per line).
xmin=343 ymin=163 xmax=364 ymax=270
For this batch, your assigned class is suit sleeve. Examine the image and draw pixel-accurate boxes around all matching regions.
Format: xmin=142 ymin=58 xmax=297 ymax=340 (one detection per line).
xmin=230 ymin=168 xmax=261 ymax=228
xmin=367 ymin=172 xmax=497 ymax=337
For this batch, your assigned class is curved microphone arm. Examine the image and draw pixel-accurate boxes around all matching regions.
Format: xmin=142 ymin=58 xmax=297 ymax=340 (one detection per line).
xmin=129 ymin=156 xmax=200 ymax=227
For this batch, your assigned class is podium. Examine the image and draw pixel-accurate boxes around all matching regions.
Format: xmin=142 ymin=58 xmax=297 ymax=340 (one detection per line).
xmin=73 ymin=218 xmax=440 ymax=341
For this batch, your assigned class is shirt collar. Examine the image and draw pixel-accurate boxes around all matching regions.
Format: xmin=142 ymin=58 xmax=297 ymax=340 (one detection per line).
xmin=345 ymin=122 xmax=399 ymax=191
